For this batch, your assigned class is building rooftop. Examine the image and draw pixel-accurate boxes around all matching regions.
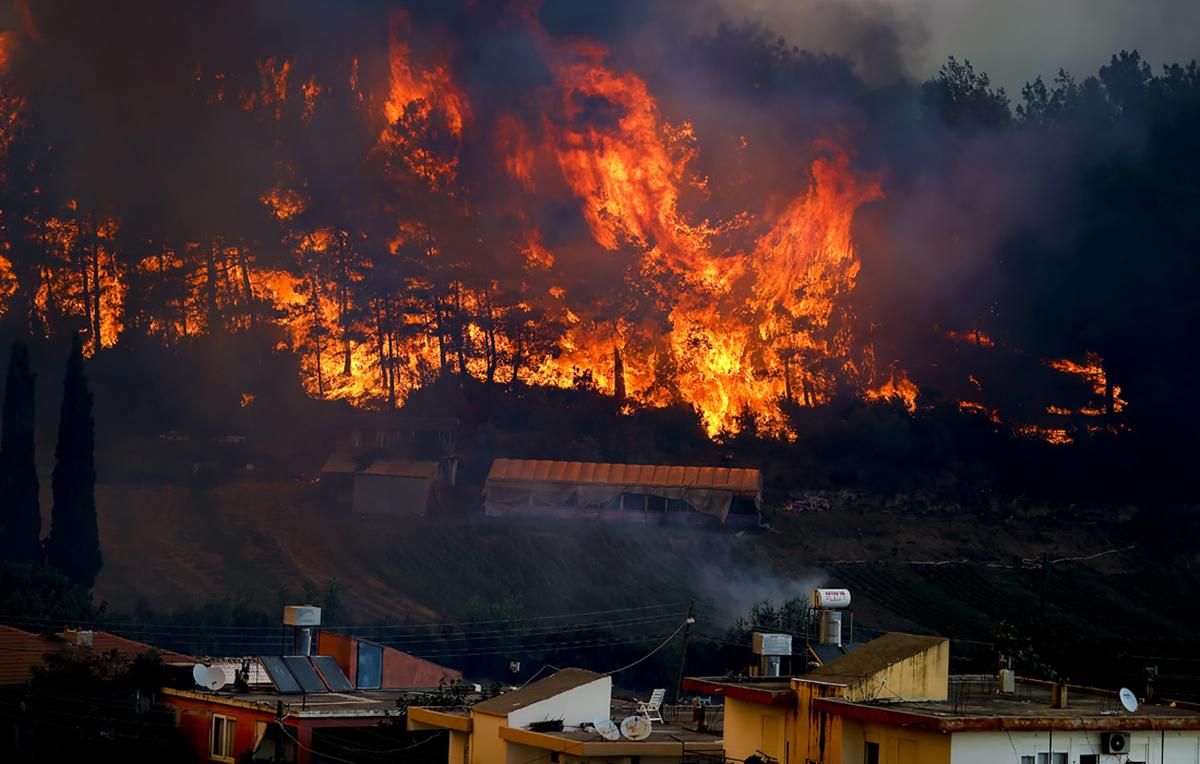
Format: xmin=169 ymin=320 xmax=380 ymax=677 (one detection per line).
xmin=683 ymin=675 xmax=797 ymax=706
xmin=806 ymin=632 xmax=946 ymax=685
xmin=0 ymin=624 xmax=193 ymax=685
xmin=472 ymin=668 xmax=605 ymax=716
xmin=163 ymin=687 xmax=430 ymax=718
xmin=817 ymin=676 xmax=1200 ymax=732
xmin=499 ymin=722 xmax=723 ymax=757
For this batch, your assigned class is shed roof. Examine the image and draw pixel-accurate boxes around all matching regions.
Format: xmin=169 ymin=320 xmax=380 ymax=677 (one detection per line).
xmin=358 ymin=459 xmax=438 ymax=479
xmin=471 ymin=668 xmax=605 ymax=717
xmin=807 ymin=632 xmax=947 ymax=686
xmin=486 ymin=459 xmax=761 ymax=495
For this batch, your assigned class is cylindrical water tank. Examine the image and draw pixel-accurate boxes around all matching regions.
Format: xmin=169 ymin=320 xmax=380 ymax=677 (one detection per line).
xmin=819 ymin=610 xmax=843 ymax=646
xmin=812 ymin=588 xmax=852 ymax=609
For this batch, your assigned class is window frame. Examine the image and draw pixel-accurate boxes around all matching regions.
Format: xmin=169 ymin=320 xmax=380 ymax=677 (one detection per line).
xmin=209 ymin=713 xmax=237 ymax=763
xmin=864 ymin=740 xmax=881 ymax=764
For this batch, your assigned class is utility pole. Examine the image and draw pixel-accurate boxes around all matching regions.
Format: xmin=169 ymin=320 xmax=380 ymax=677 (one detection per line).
xmin=672 ymin=601 xmax=696 ymax=713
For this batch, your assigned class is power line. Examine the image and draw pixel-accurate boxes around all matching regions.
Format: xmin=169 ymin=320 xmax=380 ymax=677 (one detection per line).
xmin=605 ymin=621 xmax=688 ymax=675
xmin=0 ymin=601 xmax=686 ymax=633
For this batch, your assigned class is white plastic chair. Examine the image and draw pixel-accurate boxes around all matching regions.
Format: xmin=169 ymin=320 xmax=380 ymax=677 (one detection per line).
xmin=637 ymin=688 xmax=665 ymax=723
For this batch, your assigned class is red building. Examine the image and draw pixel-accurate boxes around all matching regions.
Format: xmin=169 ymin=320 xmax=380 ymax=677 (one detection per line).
xmin=161 ymin=631 xmax=462 ymax=764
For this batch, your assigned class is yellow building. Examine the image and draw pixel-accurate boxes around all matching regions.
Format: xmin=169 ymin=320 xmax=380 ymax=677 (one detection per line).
xmin=410 ymin=667 xmax=723 ymax=764
xmin=687 ymin=632 xmax=1200 ymax=764
xmin=688 ymin=632 xmax=947 ymax=763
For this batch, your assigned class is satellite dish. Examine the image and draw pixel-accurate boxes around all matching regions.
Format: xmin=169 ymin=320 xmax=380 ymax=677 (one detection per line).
xmin=1119 ymin=687 xmax=1139 ymax=713
xmin=620 ymin=715 xmax=652 ymax=741
xmin=593 ymin=718 xmax=620 ymax=741
xmin=205 ymin=666 xmax=228 ymax=691
xmin=194 ymin=664 xmax=227 ymax=692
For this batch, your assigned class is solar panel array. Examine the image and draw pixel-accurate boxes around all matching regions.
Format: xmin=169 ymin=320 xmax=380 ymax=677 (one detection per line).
xmin=312 ymin=655 xmax=354 ymax=692
xmin=258 ymin=655 xmax=353 ymax=694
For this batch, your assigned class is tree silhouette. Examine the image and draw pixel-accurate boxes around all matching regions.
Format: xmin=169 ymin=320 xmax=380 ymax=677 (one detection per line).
xmin=0 ymin=340 xmax=41 ymax=564
xmin=44 ymin=335 xmax=101 ymax=589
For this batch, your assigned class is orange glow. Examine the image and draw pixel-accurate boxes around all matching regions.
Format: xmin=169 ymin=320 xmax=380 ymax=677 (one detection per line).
xmin=1016 ymin=424 xmax=1073 ymax=445
xmin=865 ymin=369 xmax=919 ymax=411
xmin=1046 ymin=352 xmax=1126 ymax=414
xmin=380 ymin=11 xmax=469 ymax=188
xmin=262 ymin=185 xmax=307 ymax=221
xmin=946 ymin=329 xmax=995 ymax=347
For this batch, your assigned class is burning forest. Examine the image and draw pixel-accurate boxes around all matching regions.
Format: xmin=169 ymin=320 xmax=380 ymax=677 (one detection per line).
xmin=0 ymin=0 xmax=1196 ymax=456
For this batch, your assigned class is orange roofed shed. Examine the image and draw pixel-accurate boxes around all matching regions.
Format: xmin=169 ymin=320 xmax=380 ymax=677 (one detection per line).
xmin=484 ymin=458 xmax=762 ymax=526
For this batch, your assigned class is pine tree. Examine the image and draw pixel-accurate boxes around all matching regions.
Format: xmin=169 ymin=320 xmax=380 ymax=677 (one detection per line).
xmin=0 ymin=340 xmax=41 ymax=564
xmin=44 ymin=335 xmax=101 ymax=589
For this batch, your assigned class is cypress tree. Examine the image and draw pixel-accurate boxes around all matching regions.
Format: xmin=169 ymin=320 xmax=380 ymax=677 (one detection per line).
xmin=0 ymin=340 xmax=41 ymax=564
xmin=44 ymin=335 xmax=101 ymax=589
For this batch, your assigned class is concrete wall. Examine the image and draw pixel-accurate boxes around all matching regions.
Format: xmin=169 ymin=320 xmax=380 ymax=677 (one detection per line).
xmin=503 ymin=741 xmax=551 ymax=764
xmin=794 ymin=680 xmax=850 ymax=764
xmin=724 ymin=696 xmax=790 ymax=763
xmin=166 ymin=696 xmax=280 ymax=764
xmin=469 ymin=712 xmax=505 ymax=764
xmin=847 ymin=640 xmax=950 ymax=703
xmin=839 ymin=718 xmax=950 ymax=764
xmin=353 ymin=474 xmax=431 ymax=515
xmin=950 ymin=730 xmax=1200 ymax=763
xmin=448 ymin=729 xmax=469 ymax=764
xmin=317 ymin=631 xmax=357 ymax=685
xmin=507 ymin=676 xmax=612 ymax=729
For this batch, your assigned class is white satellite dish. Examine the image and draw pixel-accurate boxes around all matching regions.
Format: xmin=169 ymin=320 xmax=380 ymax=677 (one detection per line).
xmin=620 ymin=715 xmax=652 ymax=741
xmin=205 ymin=666 xmax=228 ymax=691
xmin=193 ymin=664 xmax=227 ymax=692
xmin=1119 ymin=687 xmax=1139 ymax=713
xmin=593 ymin=718 xmax=620 ymax=741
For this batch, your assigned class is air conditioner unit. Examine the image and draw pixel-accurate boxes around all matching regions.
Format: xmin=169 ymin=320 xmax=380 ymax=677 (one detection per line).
xmin=1101 ymin=732 xmax=1131 ymax=754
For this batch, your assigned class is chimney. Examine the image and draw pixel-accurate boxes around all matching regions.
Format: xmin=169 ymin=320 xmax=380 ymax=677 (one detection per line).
xmin=65 ymin=628 xmax=94 ymax=647
xmin=997 ymin=655 xmax=1015 ymax=694
xmin=1051 ymin=682 xmax=1069 ymax=709
xmin=283 ymin=606 xmax=322 ymax=656
xmin=998 ymin=668 xmax=1015 ymax=694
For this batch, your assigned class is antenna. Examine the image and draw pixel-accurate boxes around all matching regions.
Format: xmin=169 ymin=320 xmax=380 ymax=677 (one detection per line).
xmin=1119 ymin=687 xmax=1139 ymax=713
xmin=619 ymin=715 xmax=652 ymax=741
xmin=593 ymin=718 xmax=620 ymax=741
xmin=192 ymin=664 xmax=208 ymax=687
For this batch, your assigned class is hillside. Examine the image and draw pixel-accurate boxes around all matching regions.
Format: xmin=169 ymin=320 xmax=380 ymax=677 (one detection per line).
xmin=90 ymin=476 xmax=1198 ymax=687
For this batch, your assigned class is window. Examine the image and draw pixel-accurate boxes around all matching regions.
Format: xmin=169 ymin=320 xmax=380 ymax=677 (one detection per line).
xmin=1028 ymin=754 xmax=1066 ymax=764
xmin=1080 ymin=756 xmax=1099 ymax=764
xmin=210 ymin=715 xmax=236 ymax=762
xmin=864 ymin=741 xmax=880 ymax=764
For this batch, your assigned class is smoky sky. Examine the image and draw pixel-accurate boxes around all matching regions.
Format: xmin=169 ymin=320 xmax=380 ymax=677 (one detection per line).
xmin=718 ymin=0 xmax=1199 ymax=91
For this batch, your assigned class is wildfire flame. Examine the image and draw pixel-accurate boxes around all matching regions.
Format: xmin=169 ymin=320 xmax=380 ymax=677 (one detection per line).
xmin=0 ymin=7 xmax=1134 ymax=446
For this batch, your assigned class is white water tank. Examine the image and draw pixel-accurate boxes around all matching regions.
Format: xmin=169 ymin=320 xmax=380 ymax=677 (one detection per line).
xmin=283 ymin=606 xmax=322 ymax=626
xmin=812 ymin=588 xmax=852 ymax=609
xmin=753 ymin=632 xmax=793 ymax=656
